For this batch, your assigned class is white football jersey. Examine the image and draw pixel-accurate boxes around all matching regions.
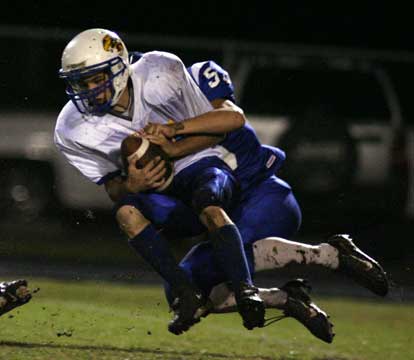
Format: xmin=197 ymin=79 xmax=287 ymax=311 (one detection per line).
xmin=54 ymin=51 xmax=227 ymax=185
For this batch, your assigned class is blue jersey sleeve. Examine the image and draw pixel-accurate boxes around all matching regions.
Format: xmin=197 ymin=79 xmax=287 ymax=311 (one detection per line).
xmin=129 ymin=51 xmax=144 ymax=64
xmin=187 ymin=61 xmax=235 ymax=103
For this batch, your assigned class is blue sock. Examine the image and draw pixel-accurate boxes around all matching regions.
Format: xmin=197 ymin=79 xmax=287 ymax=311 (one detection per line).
xmin=210 ymin=224 xmax=252 ymax=295
xmin=128 ymin=224 xmax=193 ymax=292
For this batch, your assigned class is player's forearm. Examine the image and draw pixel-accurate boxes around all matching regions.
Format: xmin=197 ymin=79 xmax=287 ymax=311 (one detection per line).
xmin=170 ymin=134 xmax=224 ymax=158
xmin=175 ymin=107 xmax=245 ymax=135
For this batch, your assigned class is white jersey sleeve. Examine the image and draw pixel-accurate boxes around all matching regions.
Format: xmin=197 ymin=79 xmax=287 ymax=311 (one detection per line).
xmin=54 ymin=102 xmax=122 ymax=185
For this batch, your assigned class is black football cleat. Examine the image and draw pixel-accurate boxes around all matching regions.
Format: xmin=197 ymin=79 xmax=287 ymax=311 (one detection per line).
xmin=279 ymin=279 xmax=335 ymax=343
xmin=168 ymin=287 xmax=210 ymax=335
xmin=236 ymin=283 xmax=266 ymax=330
xmin=326 ymin=234 xmax=389 ymax=297
xmin=0 ymin=279 xmax=33 ymax=316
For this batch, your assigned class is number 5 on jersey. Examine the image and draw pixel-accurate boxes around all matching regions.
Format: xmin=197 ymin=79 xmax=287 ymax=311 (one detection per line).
xmin=203 ymin=66 xmax=231 ymax=88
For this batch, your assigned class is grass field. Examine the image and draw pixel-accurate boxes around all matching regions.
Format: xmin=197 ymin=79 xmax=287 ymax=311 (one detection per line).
xmin=0 ymin=278 xmax=413 ymax=360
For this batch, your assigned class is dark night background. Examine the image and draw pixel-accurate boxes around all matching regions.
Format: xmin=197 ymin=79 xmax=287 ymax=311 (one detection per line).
xmin=2 ymin=3 xmax=414 ymax=119
xmin=1 ymin=3 xmax=413 ymax=49
xmin=0 ymin=3 xmax=413 ymax=289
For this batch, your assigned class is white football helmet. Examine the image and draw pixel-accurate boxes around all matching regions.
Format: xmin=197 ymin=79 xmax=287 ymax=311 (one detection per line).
xmin=59 ymin=28 xmax=130 ymax=116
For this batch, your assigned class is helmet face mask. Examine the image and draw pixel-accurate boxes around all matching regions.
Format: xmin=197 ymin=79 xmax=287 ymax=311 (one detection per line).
xmin=60 ymin=57 xmax=127 ymax=116
xmin=59 ymin=29 xmax=130 ymax=117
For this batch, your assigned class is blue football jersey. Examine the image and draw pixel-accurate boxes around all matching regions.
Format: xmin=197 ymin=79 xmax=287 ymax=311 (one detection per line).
xmin=129 ymin=51 xmax=144 ymax=64
xmin=188 ymin=60 xmax=286 ymax=191
xmin=187 ymin=61 xmax=235 ymax=102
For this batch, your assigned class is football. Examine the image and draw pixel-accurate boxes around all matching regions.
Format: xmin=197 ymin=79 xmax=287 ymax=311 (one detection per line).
xmin=121 ymin=134 xmax=174 ymax=191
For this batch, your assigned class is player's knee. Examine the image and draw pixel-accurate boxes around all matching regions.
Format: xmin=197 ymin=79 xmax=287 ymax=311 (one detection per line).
xmin=200 ymin=205 xmax=232 ymax=231
xmin=116 ymin=205 xmax=150 ymax=239
xmin=192 ymin=184 xmax=233 ymax=215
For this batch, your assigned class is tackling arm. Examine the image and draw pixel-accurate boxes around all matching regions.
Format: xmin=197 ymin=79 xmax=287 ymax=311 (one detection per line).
xmin=166 ymin=98 xmax=235 ymax=158
xmin=173 ymin=102 xmax=245 ymax=135
xmin=144 ymin=58 xmax=243 ymax=153
xmin=145 ymin=99 xmax=240 ymax=159
xmin=144 ymin=103 xmax=244 ymax=139
xmin=166 ymin=134 xmax=224 ymax=158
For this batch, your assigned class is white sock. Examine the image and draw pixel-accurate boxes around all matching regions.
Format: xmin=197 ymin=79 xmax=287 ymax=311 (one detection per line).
xmin=253 ymin=237 xmax=339 ymax=271
xmin=259 ymin=288 xmax=288 ymax=309
xmin=206 ymin=237 xmax=339 ymax=314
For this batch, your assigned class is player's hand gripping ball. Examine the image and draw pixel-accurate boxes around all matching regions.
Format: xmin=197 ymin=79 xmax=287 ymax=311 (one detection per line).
xmin=121 ymin=134 xmax=174 ymax=188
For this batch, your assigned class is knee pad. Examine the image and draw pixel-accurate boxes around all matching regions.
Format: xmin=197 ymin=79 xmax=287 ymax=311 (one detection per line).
xmin=191 ymin=170 xmax=237 ymax=214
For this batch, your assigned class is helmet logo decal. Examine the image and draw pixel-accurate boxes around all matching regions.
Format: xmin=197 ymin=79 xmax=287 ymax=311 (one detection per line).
xmin=102 ymin=34 xmax=124 ymax=55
